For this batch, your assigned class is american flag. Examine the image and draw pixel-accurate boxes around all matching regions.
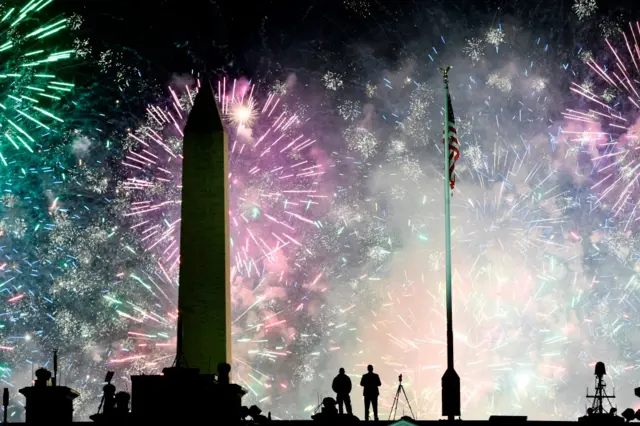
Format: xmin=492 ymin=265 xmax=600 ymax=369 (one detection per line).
xmin=442 ymin=90 xmax=460 ymax=193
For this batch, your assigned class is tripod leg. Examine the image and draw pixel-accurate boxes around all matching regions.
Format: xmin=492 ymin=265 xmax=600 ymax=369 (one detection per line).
xmin=393 ymin=393 xmax=399 ymax=421
xmin=400 ymin=385 xmax=416 ymax=420
xmin=389 ymin=386 xmax=401 ymax=421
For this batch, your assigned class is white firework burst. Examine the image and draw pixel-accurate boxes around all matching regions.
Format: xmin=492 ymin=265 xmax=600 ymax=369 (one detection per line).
xmin=572 ymin=0 xmax=597 ymax=21
xmin=322 ymin=71 xmax=344 ymax=91
xmin=487 ymin=73 xmax=512 ymax=93
xmin=485 ymin=28 xmax=505 ymax=46
xmin=463 ymin=38 xmax=485 ymax=64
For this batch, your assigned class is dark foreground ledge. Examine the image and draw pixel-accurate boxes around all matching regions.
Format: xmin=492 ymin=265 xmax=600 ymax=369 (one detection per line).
xmin=3 ymin=421 xmax=583 ymax=425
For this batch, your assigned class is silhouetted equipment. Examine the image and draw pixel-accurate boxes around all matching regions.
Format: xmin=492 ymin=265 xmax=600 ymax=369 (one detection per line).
xmin=249 ymin=404 xmax=270 ymax=424
xmin=19 ymin=352 xmax=79 ymax=424
xmin=3 ymin=388 xmax=8 ymax=424
xmin=621 ymin=408 xmax=637 ymax=422
xmin=586 ymin=362 xmax=615 ymax=415
xmin=52 ymin=349 xmax=58 ymax=387
xmin=115 ymin=391 xmax=130 ymax=414
xmin=621 ymin=386 xmax=640 ymax=423
xmin=95 ymin=371 xmax=115 ymax=415
xmin=91 ymin=371 xmax=115 ymax=422
xmin=179 ymin=77 xmax=231 ymax=371
xmin=489 ymin=416 xmax=528 ymax=422
xmin=311 ymin=397 xmax=339 ymax=422
xmin=389 ymin=374 xmax=415 ymax=421
xmin=578 ymin=362 xmax=625 ymax=423
xmin=90 ymin=372 xmax=131 ymax=424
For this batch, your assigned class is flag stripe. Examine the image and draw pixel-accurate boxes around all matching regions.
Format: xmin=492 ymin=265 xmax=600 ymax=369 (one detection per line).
xmin=442 ymin=91 xmax=460 ymax=193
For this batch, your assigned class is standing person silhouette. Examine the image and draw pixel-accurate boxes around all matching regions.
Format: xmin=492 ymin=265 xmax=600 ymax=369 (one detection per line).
xmin=360 ymin=365 xmax=381 ymax=421
xmin=332 ymin=368 xmax=353 ymax=415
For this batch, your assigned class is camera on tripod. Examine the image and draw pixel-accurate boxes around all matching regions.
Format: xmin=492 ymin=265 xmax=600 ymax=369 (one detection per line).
xmin=389 ymin=373 xmax=414 ymax=421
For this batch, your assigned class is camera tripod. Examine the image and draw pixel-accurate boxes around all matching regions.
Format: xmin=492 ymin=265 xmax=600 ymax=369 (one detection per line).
xmin=389 ymin=374 xmax=416 ymax=421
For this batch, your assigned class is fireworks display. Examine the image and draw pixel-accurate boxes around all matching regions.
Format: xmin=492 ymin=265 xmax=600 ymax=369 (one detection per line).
xmin=121 ymin=82 xmax=197 ymax=272
xmin=0 ymin=0 xmax=85 ymax=419
xmin=6 ymin=0 xmax=640 ymax=422
xmin=115 ymin=76 xmax=331 ymax=415
xmin=268 ymin=20 xmax=640 ymax=420
xmin=564 ymin=23 xmax=640 ymax=222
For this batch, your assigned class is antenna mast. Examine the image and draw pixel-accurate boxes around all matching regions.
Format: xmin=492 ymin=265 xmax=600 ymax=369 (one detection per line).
xmin=586 ymin=362 xmax=616 ymax=414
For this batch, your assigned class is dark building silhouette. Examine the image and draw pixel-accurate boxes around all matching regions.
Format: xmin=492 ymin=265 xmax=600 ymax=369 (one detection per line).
xmin=131 ymin=365 xmax=212 ymax=422
xmin=131 ymin=361 xmax=246 ymax=423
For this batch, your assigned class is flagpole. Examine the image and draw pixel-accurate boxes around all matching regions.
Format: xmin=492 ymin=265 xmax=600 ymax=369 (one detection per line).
xmin=439 ymin=66 xmax=460 ymax=421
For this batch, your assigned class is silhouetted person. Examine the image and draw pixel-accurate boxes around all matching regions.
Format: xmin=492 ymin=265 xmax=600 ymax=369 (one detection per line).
xmin=360 ymin=365 xmax=381 ymax=421
xmin=249 ymin=405 xmax=269 ymax=424
xmin=214 ymin=362 xmax=245 ymax=421
xmin=34 ymin=368 xmax=51 ymax=387
xmin=332 ymin=368 xmax=352 ymax=415
xmin=312 ymin=397 xmax=339 ymax=422
xmin=217 ymin=362 xmax=231 ymax=385
xmin=103 ymin=383 xmax=116 ymax=414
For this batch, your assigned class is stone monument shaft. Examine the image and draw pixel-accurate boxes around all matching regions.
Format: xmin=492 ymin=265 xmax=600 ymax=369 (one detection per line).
xmin=178 ymin=81 xmax=231 ymax=371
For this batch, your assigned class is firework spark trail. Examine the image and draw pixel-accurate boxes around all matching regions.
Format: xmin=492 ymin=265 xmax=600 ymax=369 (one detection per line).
xmin=0 ymin=0 xmax=83 ymax=418
xmin=296 ymin=25 xmax=640 ymax=421
xmin=222 ymin=79 xmax=332 ymax=409
xmin=221 ymin=80 xmax=326 ymax=281
xmin=564 ymin=23 xmax=640 ymax=219
xmin=349 ymin=139 xmax=588 ymax=419
xmin=122 ymin=81 xmax=200 ymax=271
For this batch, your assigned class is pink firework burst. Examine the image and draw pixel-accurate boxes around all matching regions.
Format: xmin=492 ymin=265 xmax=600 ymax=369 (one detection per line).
xmin=121 ymin=81 xmax=200 ymax=273
xmin=218 ymin=78 xmax=328 ymax=285
xmin=564 ymin=22 xmax=640 ymax=219
xmin=118 ymin=78 xmax=331 ymax=400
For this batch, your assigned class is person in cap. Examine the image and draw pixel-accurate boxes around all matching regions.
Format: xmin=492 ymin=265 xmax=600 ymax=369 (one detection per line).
xmin=332 ymin=368 xmax=352 ymax=415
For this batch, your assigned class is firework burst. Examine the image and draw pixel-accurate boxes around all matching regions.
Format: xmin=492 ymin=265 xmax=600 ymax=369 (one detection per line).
xmin=121 ymin=82 xmax=198 ymax=272
xmin=301 ymin=24 xmax=632 ymax=421
xmin=0 ymin=0 xmax=86 ymax=418
xmin=118 ymin=76 xmax=331 ymax=413
xmin=564 ymin=22 xmax=640 ymax=221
